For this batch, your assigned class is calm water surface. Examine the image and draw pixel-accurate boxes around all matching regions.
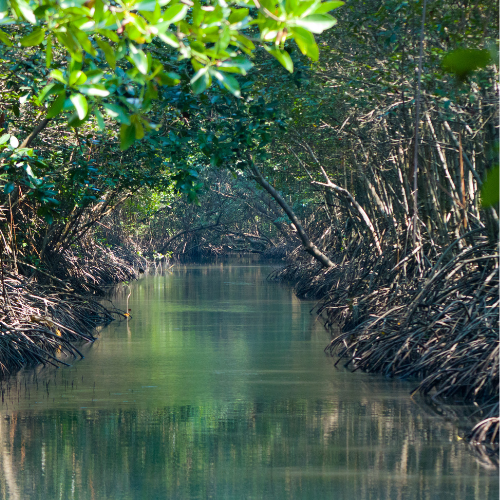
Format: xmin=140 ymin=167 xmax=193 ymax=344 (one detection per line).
xmin=0 ymin=264 xmax=497 ymax=499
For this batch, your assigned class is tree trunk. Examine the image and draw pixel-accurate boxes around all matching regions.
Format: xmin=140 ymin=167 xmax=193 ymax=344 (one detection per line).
xmin=248 ymin=157 xmax=335 ymax=268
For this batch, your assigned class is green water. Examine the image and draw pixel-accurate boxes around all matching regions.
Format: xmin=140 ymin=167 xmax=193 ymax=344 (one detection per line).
xmin=0 ymin=264 xmax=497 ymax=499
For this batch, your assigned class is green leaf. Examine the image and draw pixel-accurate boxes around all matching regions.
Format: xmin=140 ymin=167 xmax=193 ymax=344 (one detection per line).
xmin=481 ymin=165 xmax=499 ymax=207
xmin=37 ymin=83 xmax=58 ymax=104
xmin=129 ymin=44 xmax=148 ymax=74
xmin=0 ymin=29 xmax=12 ymax=47
xmin=78 ymin=85 xmax=110 ymax=97
xmin=313 ymin=1 xmax=344 ymax=13
xmin=190 ymin=67 xmax=211 ymax=94
xmin=69 ymin=70 xmax=87 ymax=86
xmin=0 ymin=0 xmax=7 ymax=12
xmin=94 ymin=108 xmax=105 ymax=130
xmin=233 ymin=34 xmax=255 ymax=55
xmin=120 ymin=123 xmax=136 ymax=151
xmin=132 ymin=117 xmax=145 ymax=139
xmin=215 ymin=25 xmax=231 ymax=52
xmin=155 ymin=71 xmax=180 ymax=86
xmin=20 ymin=28 xmax=45 ymax=47
xmin=162 ymin=4 xmax=188 ymax=23
xmin=70 ymin=94 xmax=88 ymax=120
xmin=4 ymin=182 xmax=15 ymax=195
xmin=229 ymin=8 xmax=249 ymax=24
xmin=442 ymin=49 xmax=492 ymax=81
xmin=46 ymin=35 xmax=52 ymax=67
xmin=267 ymin=48 xmax=294 ymax=72
xmin=157 ymin=31 xmax=179 ymax=48
xmin=96 ymin=39 xmax=116 ymax=69
xmin=46 ymin=93 xmax=66 ymax=118
xmin=95 ymin=29 xmax=120 ymax=43
xmin=294 ymin=0 xmax=322 ymax=18
xmin=18 ymin=3 xmax=36 ymax=24
xmin=135 ymin=0 xmax=157 ymax=11
xmin=50 ymin=69 xmax=67 ymax=84
xmin=291 ymin=27 xmax=318 ymax=60
xmin=212 ymin=70 xmax=241 ymax=97
xmin=85 ymin=69 xmax=105 ymax=84
xmin=291 ymin=14 xmax=337 ymax=34
xmin=0 ymin=133 xmax=10 ymax=144
xmin=218 ymin=56 xmax=253 ymax=75
xmin=103 ymin=103 xmax=131 ymax=125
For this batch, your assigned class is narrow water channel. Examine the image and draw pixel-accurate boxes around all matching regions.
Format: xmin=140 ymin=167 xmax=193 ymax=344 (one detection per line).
xmin=0 ymin=264 xmax=497 ymax=499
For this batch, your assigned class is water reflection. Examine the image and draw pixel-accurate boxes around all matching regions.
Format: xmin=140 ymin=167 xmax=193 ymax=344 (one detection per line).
xmin=0 ymin=265 xmax=497 ymax=499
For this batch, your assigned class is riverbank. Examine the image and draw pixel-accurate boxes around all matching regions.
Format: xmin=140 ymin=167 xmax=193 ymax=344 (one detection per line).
xmin=0 ymin=243 xmax=149 ymax=374
xmin=269 ymin=229 xmax=499 ymax=463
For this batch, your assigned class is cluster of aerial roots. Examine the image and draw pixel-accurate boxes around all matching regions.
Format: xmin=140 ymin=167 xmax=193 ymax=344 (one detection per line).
xmin=270 ymin=229 xmax=499 ymax=458
xmin=0 ymin=242 xmax=142 ymax=374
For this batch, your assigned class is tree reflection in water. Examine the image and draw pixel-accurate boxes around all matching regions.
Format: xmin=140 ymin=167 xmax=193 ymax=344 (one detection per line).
xmin=0 ymin=266 xmax=496 ymax=499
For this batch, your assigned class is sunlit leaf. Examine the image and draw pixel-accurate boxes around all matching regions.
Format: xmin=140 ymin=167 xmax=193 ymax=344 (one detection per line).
xmin=37 ymin=83 xmax=56 ymax=104
xmin=217 ymin=56 xmax=253 ymax=75
xmin=314 ymin=1 xmax=344 ymax=13
xmin=50 ymin=69 xmax=67 ymax=84
xmin=135 ymin=0 xmax=157 ymax=11
xmin=291 ymin=27 xmax=318 ymax=60
xmin=212 ymin=70 xmax=241 ymax=97
xmin=267 ymin=48 xmax=294 ymax=72
xmin=0 ymin=29 xmax=12 ymax=46
xmin=157 ymin=31 xmax=179 ymax=47
xmin=162 ymin=4 xmax=188 ymax=23
xmin=290 ymin=14 xmax=337 ymax=34
xmin=70 ymin=94 xmax=88 ymax=120
xmin=18 ymin=3 xmax=36 ymax=24
xmin=20 ymin=28 xmax=45 ymax=47
xmin=78 ymin=85 xmax=110 ymax=97
xmin=69 ymin=70 xmax=87 ymax=86
xmin=129 ymin=44 xmax=148 ymax=74
xmin=103 ymin=103 xmax=131 ymax=124
xmin=191 ymin=67 xmax=211 ymax=94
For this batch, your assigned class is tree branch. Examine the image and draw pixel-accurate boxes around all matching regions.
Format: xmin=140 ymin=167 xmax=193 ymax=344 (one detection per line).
xmin=248 ymin=156 xmax=334 ymax=268
xmin=19 ymin=118 xmax=51 ymax=149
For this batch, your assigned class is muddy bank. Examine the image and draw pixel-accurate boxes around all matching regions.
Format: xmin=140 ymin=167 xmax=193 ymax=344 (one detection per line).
xmin=269 ymin=229 xmax=499 ymax=463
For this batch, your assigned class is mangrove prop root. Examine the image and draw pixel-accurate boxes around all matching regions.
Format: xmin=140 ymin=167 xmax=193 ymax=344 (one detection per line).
xmin=270 ymin=232 xmax=499 ymax=457
xmin=0 ymin=244 xmax=138 ymax=375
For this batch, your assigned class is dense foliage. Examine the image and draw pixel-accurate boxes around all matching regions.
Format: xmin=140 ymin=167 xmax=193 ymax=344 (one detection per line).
xmin=0 ymin=0 xmax=344 ymax=273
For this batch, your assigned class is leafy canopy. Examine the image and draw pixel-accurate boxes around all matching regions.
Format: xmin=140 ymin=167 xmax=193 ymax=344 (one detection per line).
xmin=0 ymin=0 xmax=343 ymax=150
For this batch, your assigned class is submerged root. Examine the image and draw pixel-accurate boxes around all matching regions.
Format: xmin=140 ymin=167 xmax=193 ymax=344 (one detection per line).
xmin=469 ymin=416 xmax=499 ymax=451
